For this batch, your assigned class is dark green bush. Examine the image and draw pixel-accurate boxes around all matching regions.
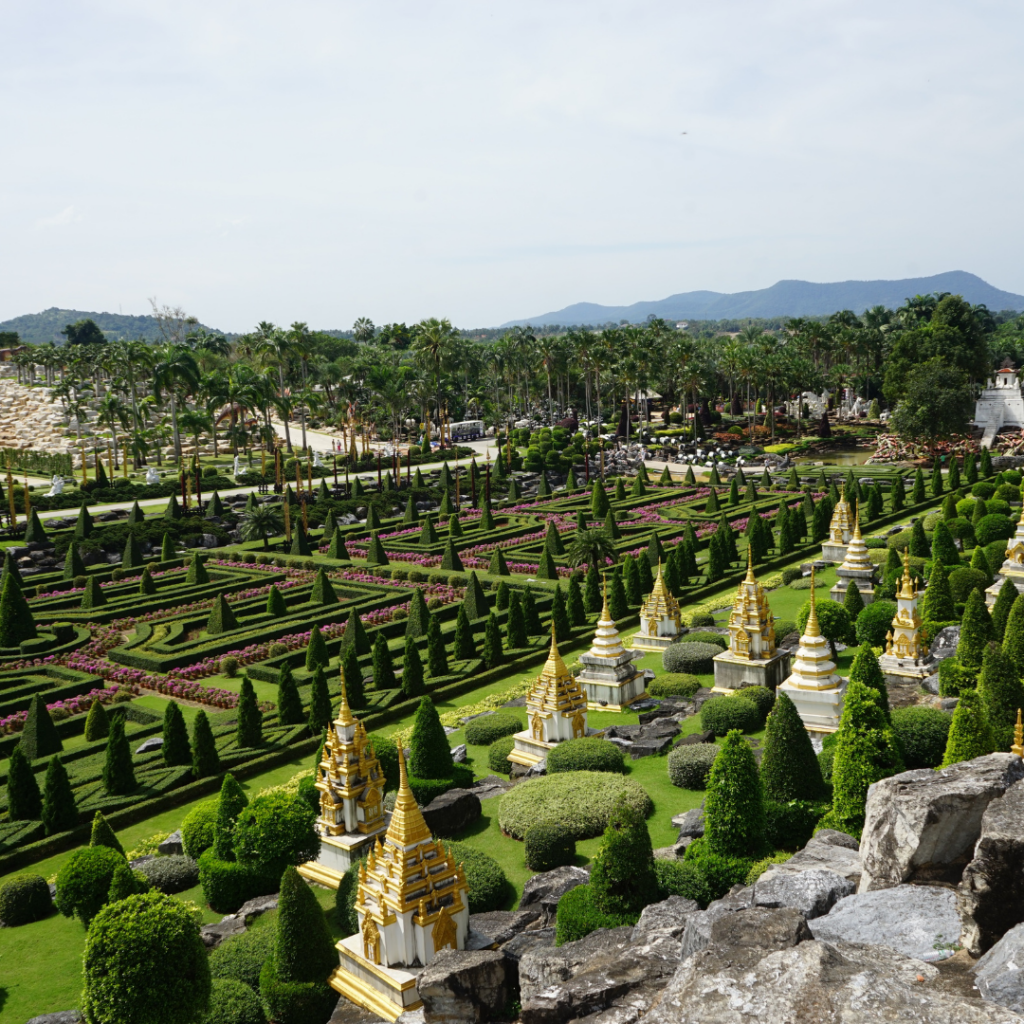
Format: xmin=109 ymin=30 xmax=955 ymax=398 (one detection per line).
xmin=680 ymin=839 xmax=753 ymax=905
xmin=488 ymin=735 xmax=516 ymax=774
xmin=209 ymin=924 xmax=276 ymax=992
xmin=855 ymin=600 xmax=897 ymax=647
xmin=817 ymin=745 xmax=835 ymax=781
xmin=973 ymin=481 xmax=997 ymax=499
xmin=667 ymin=743 xmax=718 ymax=789
xmin=547 ymin=737 xmax=625 ymax=774
xmin=679 ymin=632 xmax=728 ymax=650
xmin=442 ymin=840 xmax=508 ymax=913
xmin=464 ymin=712 xmax=523 ymax=746
xmin=734 ymin=686 xmax=775 ymax=722
xmin=525 ymin=823 xmax=576 ymax=871
xmin=939 ymin=657 xmax=975 ymax=697
xmin=0 ymin=873 xmax=52 ymax=925
xmin=690 ymin=613 xmax=716 ymax=627
xmin=664 ymin=641 xmax=721 ymax=674
xmin=555 ymin=883 xmax=635 ymax=945
xmin=232 ymin=793 xmax=319 ymax=876
xmin=202 ymin=977 xmax=266 ymax=1024
xmin=949 ymin=567 xmax=988 ymax=604
xmin=764 ymin=800 xmax=827 ymax=850
xmin=198 ymin=850 xmax=279 ymax=915
xmin=891 ymin=706 xmax=952 ymax=769
xmin=976 ymin=514 xmax=1014 ymax=548
xmin=137 ymin=855 xmax=200 ymax=895
xmin=772 ymin=618 xmax=797 ymax=640
xmin=181 ymin=801 xmax=219 ymax=859
xmin=647 ymin=673 xmax=702 ymax=699
xmin=654 ymin=859 xmax=720 ymax=907
xmin=409 ymin=764 xmax=474 ymax=805
xmin=700 ymin=696 xmax=761 ymax=736
xmin=55 ymin=845 xmax=125 ymax=926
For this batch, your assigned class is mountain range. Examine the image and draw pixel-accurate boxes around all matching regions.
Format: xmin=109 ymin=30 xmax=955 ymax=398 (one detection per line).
xmin=0 ymin=308 xmax=225 ymax=345
xmin=499 ymin=271 xmax=1024 ymax=327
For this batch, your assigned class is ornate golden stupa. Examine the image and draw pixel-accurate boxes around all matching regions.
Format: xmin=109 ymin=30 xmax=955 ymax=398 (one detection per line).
xmin=986 ymin=485 xmax=1024 ymax=609
xmin=299 ymin=672 xmax=387 ymax=888
xmin=829 ymin=501 xmax=876 ymax=606
xmin=777 ymin=569 xmax=847 ymax=733
xmin=330 ymin=746 xmax=470 ymax=1021
xmin=632 ymin=562 xmax=683 ymax=651
xmin=508 ymin=623 xmax=589 ymax=768
xmin=576 ymin=577 xmax=647 ymax=710
xmin=713 ymin=547 xmax=791 ymax=692
xmin=878 ymin=549 xmax=934 ymax=685
xmin=822 ymin=483 xmax=856 ymax=561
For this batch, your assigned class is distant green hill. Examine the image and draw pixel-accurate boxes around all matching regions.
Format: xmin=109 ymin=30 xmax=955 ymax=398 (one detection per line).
xmin=0 ymin=308 xmax=226 ymax=345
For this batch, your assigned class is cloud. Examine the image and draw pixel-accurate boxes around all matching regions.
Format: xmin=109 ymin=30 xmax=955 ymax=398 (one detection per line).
xmin=35 ymin=206 xmax=80 ymax=228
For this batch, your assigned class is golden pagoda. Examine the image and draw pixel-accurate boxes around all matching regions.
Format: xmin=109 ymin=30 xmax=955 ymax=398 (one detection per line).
xmin=822 ymin=483 xmax=856 ymax=561
xmin=878 ymin=548 xmax=934 ymax=685
xmin=829 ymin=501 xmax=876 ymax=606
xmin=986 ymin=485 xmax=1024 ymax=609
xmin=576 ymin=577 xmax=647 ymax=710
xmin=632 ymin=561 xmax=683 ymax=651
xmin=330 ymin=746 xmax=469 ymax=1021
xmin=777 ymin=569 xmax=847 ymax=733
xmin=299 ymin=671 xmax=387 ymax=888
xmin=713 ymin=547 xmax=791 ymax=692
xmin=508 ymin=623 xmax=590 ymax=768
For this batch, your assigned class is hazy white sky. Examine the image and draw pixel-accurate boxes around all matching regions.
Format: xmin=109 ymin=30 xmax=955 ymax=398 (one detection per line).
xmin=1 ymin=1 xmax=1021 ymax=331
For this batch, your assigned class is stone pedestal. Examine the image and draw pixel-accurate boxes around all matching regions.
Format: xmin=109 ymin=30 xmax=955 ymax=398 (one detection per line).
xmin=829 ymin=570 xmax=875 ymax=606
xmin=712 ymin=648 xmax=791 ymax=693
xmin=577 ymin=589 xmax=647 ymax=710
xmin=298 ymin=832 xmax=379 ymax=888
xmin=778 ymin=677 xmax=848 ymax=733
xmin=821 ymin=541 xmax=848 ymax=563
xmin=332 ymin=934 xmax=424 ymax=1021
xmin=877 ymin=652 xmax=936 ymax=688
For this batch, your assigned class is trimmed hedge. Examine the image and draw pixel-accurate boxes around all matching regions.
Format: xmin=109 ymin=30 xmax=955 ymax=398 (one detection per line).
xmin=442 ymin=840 xmax=509 ymax=913
xmin=498 ymin=771 xmax=652 ymax=841
xmin=408 ymin=763 xmax=474 ymax=806
xmin=679 ymin=632 xmax=728 ymax=650
xmin=209 ymin=923 xmax=276 ymax=992
xmin=203 ymin=977 xmax=266 ymax=1024
xmin=547 ymin=737 xmax=625 ymax=775
xmin=734 ymin=686 xmax=775 ymax=722
xmin=488 ymin=736 xmax=516 ymax=775
xmin=198 ymin=850 xmax=278 ymax=915
xmin=663 ymin=641 xmax=721 ymax=674
xmin=0 ymin=872 xmax=52 ymax=925
xmin=464 ymin=712 xmax=523 ymax=746
xmin=667 ymin=743 xmax=718 ymax=789
xmin=181 ymin=801 xmax=218 ymax=860
xmin=891 ymin=706 xmax=952 ymax=769
xmin=700 ymin=696 xmax=761 ymax=736
xmin=136 ymin=855 xmax=200 ymax=895
xmin=525 ymin=823 xmax=576 ymax=872
xmin=555 ymin=882 xmax=636 ymax=945
xmin=648 ymin=673 xmax=702 ymax=699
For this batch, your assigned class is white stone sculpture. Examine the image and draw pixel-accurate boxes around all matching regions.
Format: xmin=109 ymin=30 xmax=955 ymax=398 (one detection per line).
xmin=145 ymin=466 xmax=160 ymax=486
xmin=233 ymin=455 xmax=243 ymax=478
xmin=45 ymin=474 xmax=64 ymax=497
xmin=313 ymin=451 xmax=324 ymax=469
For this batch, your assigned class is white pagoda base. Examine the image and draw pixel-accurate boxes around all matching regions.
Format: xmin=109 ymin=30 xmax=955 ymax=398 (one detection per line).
xmin=829 ymin=575 xmax=875 ymax=606
xmin=331 ymin=935 xmax=423 ymax=1022
xmin=298 ymin=827 xmax=386 ymax=889
xmin=777 ymin=678 xmax=848 ymax=733
xmin=712 ymin=649 xmax=791 ymax=694
xmin=821 ymin=541 xmax=848 ymax=562
xmin=877 ymin=653 xmax=935 ymax=688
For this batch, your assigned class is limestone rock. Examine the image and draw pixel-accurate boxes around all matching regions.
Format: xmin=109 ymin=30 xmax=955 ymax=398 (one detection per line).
xmin=812 ymin=828 xmax=860 ymax=851
xmin=417 ymin=948 xmax=511 ymax=1024
xmin=236 ymin=893 xmax=278 ymax=924
xmin=465 ymin=908 xmax=541 ymax=950
xmin=810 ymin=884 xmax=962 ymax=961
xmin=25 ymin=1014 xmax=82 ymax=1024
xmin=758 ymin=833 xmax=862 ymax=887
xmin=672 ymin=808 xmax=705 ymax=842
xmin=973 ymin=920 xmax=1024 ymax=1014
xmin=679 ymin=886 xmax=755 ymax=961
xmin=135 ymin=736 xmax=163 ymax=755
xmin=643 ymin=939 xmax=1022 ymax=1024
xmin=200 ymin=914 xmax=247 ymax=948
xmin=709 ymin=906 xmax=813 ymax=950
xmin=859 ymin=754 xmax=1024 ymax=892
xmin=450 ymin=743 xmax=468 ymax=764
xmin=421 ymin=788 xmax=481 ymax=838
xmin=499 ymin=927 xmax=556 ymax=964
xmin=158 ymin=830 xmax=183 ymax=856
xmin=753 ymin=869 xmax=855 ymax=920
xmin=631 ymin=895 xmax=700 ymax=945
xmin=930 ymin=625 xmax=961 ymax=661
xmin=959 ymin=779 xmax=1024 ymax=956
xmin=518 ymin=865 xmax=590 ymax=926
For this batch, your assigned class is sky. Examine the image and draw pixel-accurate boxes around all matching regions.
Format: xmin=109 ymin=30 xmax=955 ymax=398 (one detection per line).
xmin=1 ymin=0 xmax=1022 ymax=332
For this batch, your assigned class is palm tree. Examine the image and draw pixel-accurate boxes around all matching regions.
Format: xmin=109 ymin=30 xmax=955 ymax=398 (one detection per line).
xmin=240 ymin=503 xmax=285 ymax=550
xmin=152 ymin=344 xmax=200 ymax=460
xmin=412 ymin=318 xmax=458 ymax=445
xmin=567 ymin=528 xmax=618 ymax=574
xmin=96 ymin=392 xmax=129 ymax=470
xmin=251 ymin=322 xmax=294 ymax=451
xmin=177 ymin=408 xmax=213 ymax=458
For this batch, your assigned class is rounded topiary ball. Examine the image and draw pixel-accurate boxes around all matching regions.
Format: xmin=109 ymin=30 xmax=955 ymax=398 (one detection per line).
xmin=679 ymin=632 xmax=728 ymax=650
xmin=664 ymin=641 xmax=722 ymax=675
xmin=891 ymin=706 xmax=952 ymax=769
xmin=689 ymin=613 xmax=716 ymax=627
xmin=854 ymin=600 xmax=897 ymax=647
xmin=488 ymin=735 xmax=516 ymax=775
xmin=647 ymin=673 xmax=702 ymax=699
xmin=700 ymin=695 xmax=761 ymax=736
xmin=465 ymin=712 xmax=523 ymax=746
xmin=525 ymin=822 xmax=576 ymax=872
xmin=734 ymin=686 xmax=775 ymax=723
xmin=442 ymin=841 xmax=508 ymax=914
xmin=136 ymin=855 xmax=200 ymax=895
xmin=667 ymin=743 xmax=719 ymax=789
xmin=204 ymin=977 xmax=265 ymax=1024
xmin=180 ymin=801 xmax=218 ymax=860
xmin=0 ymin=873 xmax=52 ymax=926
xmin=547 ymin=737 xmax=625 ymax=775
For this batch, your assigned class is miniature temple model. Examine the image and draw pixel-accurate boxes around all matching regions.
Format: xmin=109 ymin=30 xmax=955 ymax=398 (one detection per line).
xmin=878 ymin=549 xmax=935 ymax=685
xmin=829 ymin=502 xmax=876 ymax=606
xmin=777 ymin=569 xmax=847 ymax=733
xmin=987 ymin=487 xmax=1024 ymax=607
xmin=330 ymin=747 xmax=469 ymax=1021
xmin=712 ymin=549 xmax=791 ymax=692
xmin=973 ymin=367 xmax=1024 ymax=449
xmin=631 ymin=561 xmax=683 ymax=651
xmin=576 ymin=578 xmax=647 ymax=709
xmin=821 ymin=483 xmax=856 ymax=562
xmin=299 ymin=672 xmax=387 ymax=888
xmin=508 ymin=623 xmax=591 ymax=768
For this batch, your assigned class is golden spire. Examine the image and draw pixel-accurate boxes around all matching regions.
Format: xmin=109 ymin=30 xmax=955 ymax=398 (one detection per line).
xmin=544 ymin=619 xmax=569 ymax=678
xmin=1012 ymin=708 xmax=1024 ymax=758
xmin=386 ymin=744 xmax=431 ymax=847
xmin=805 ymin=567 xmax=821 ymax=638
xmin=601 ymin=572 xmax=611 ymax=621
xmin=852 ymin=499 xmax=862 ymax=540
xmin=336 ymin=665 xmax=355 ymax=726
xmin=744 ymin=542 xmax=755 ymax=583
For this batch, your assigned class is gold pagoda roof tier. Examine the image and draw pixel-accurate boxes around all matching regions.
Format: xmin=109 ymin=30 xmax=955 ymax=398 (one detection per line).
xmin=527 ymin=624 xmax=587 ymax=716
xmin=896 ymin=548 xmax=918 ymax=601
xmin=640 ymin=562 xmax=681 ymax=623
xmin=829 ymin=484 xmax=855 ymax=540
xmin=785 ymin=569 xmax=843 ymax=691
xmin=725 ymin=548 xmax=776 ymax=658
xmin=587 ymin=580 xmax=627 ymax=660
xmin=838 ymin=502 xmax=873 ymax=573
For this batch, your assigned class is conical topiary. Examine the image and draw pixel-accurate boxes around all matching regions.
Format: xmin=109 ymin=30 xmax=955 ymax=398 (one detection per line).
xmin=80 ymin=576 xmax=106 ymax=609
xmin=6 ymin=745 xmax=41 ymax=820
xmin=482 ymin=610 xmax=503 ymax=669
xmin=162 ymin=701 xmax=191 ymax=767
xmin=959 ymin=589 xmax=993 ymax=670
xmin=365 ymin=531 xmax=389 ymax=566
xmin=164 ymin=493 xmax=182 ymax=520
xmin=186 ymin=552 xmax=209 ymax=585
xmin=409 ymin=696 xmax=454 ymax=780
xmin=266 ymin=584 xmax=287 ymax=616
xmin=440 ymin=539 xmax=464 ymax=572
xmin=310 ymin=567 xmax=338 ymax=606
xmin=236 ymin=676 xmax=263 ymax=748
xmin=24 ymin=509 xmax=48 ymax=545
xmin=20 ymin=692 xmax=62 ymax=759
xmin=463 ymin=571 xmax=489 ymax=620
xmin=448 ymin=513 xmax=463 ymax=539
xmin=372 ymin=633 xmax=398 ymax=690
xmin=41 ymin=754 xmax=77 ymax=835
xmin=544 ymin=520 xmax=565 ymax=556
xmin=205 ymin=593 xmax=238 ymax=635
xmin=340 ymin=608 xmax=371 ymax=656
xmin=977 ymin=641 xmax=1024 ymax=749
xmin=343 ymin=647 xmax=366 ymax=710
xmin=489 ymin=547 xmax=510 ymax=576
xmin=535 ymin=547 xmax=559 ymax=580
xmin=213 ymin=773 xmax=248 ymax=861
xmin=418 ymin=515 xmax=439 ymax=546
xmin=848 ymin=643 xmax=890 ymax=719
xmin=305 ymin=624 xmax=329 ymax=671
xmin=85 ymin=699 xmax=110 ymax=743
xmin=406 ymin=587 xmax=431 ymax=638
xmin=160 ymin=532 xmax=175 ymax=562
xmin=591 ymin=482 xmax=610 ymax=519
xmin=402 ymin=637 xmax=426 ymax=698
xmin=941 ymin=687 xmax=996 ymax=767
xmin=2 ymin=550 xmax=22 ymax=592
xmin=327 ymin=528 xmax=350 ymax=560
xmin=551 ymin=586 xmax=571 ymax=642
xmin=0 ymin=571 xmax=35 ymax=647
xmin=704 ymin=729 xmax=767 ymax=859
xmin=603 ymin=510 xmax=621 ymax=540
xmin=589 ymin=795 xmax=659 ymax=918
xmin=75 ymin=501 xmax=94 ymax=538
xmin=191 ymin=709 xmax=220 ymax=778
xmin=307 ymin=667 xmax=331 ymax=735
xmin=102 ymin=716 xmax=136 ymax=796
xmin=923 ymin=562 xmax=955 ymax=623
xmin=290 ymin=524 xmax=312 ymax=557
xmin=453 ymin=605 xmax=476 ymax=660
xmin=90 ymin=810 xmax=125 ymax=856
xmin=990 ymin=578 xmax=1018 ymax=642
xmin=276 ymin=663 xmax=304 ymax=725
xmin=138 ymin=565 xmax=157 ymax=595
xmin=760 ymin=692 xmax=825 ymax=802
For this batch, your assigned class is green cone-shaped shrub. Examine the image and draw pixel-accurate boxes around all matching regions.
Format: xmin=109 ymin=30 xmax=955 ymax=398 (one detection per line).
xmin=589 ymin=796 xmax=658 ymax=919
xmin=703 ymin=729 xmax=767 ymax=859
xmin=6 ymin=745 xmax=41 ymax=820
xmin=85 ymin=699 xmax=110 ymax=742
xmin=402 ymin=637 xmax=426 ymax=698
xmin=206 ymin=594 xmax=238 ymax=635
xmin=41 ymin=755 xmax=77 ymax=835
xmin=214 ymin=773 xmax=249 ymax=861
xmin=373 ymin=633 xmax=398 ymax=690
xmin=427 ymin=614 xmax=448 ymax=677
xmin=977 ymin=641 xmax=1024 ymax=749
xmin=191 ymin=710 xmax=220 ymax=778
xmin=266 ymin=584 xmax=287 ymax=617
xmin=75 ymin=501 xmax=94 ymax=538
xmin=0 ymin=572 xmax=36 ymax=646
xmin=365 ymin=531 xmax=389 ymax=566
xmin=102 ymin=716 xmax=136 ymax=796
xmin=186 ymin=553 xmax=209 ymax=585
xmin=343 ymin=646 xmax=366 ymax=710
xmin=991 ymin=578 xmax=1019 ymax=643
xmin=90 ymin=810 xmax=125 ymax=857
xmin=21 ymin=692 xmax=62 ymax=759
xmin=923 ymin=562 xmax=955 ymax=622
xmin=340 ymin=608 xmax=371 ymax=656
xmin=959 ymin=589 xmax=993 ymax=670
xmin=409 ymin=696 xmax=454 ymax=780
xmin=483 ymin=610 xmax=503 ymax=669
xmin=454 ymin=605 xmax=476 ymax=660
xmin=849 ymin=643 xmax=890 ymax=718
xmin=464 ymin=571 xmax=489 ymax=620
xmin=276 ymin=664 xmax=304 ymax=725
xmin=941 ymin=687 xmax=997 ymax=767
xmin=305 ymin=623 xmax=328 ymax=671
xmin=759 ymin=692 xmax=825 ymax=803
xmin=162 ymin=701 xmax=191 ymax=767
xmin=307 ymin=668 xmax=331 ymax=735
xmin=63 ymin=541 xmax=86 ymax=581
xmin=236 ymin=676 xmax=263 ymax=748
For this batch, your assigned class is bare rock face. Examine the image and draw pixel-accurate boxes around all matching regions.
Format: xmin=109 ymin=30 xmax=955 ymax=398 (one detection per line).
xmin=642 ymin=939 xmax=1023 ymax=1024
xmin=809 ymin=885 xmax=962 ymax=961
xmin=758 ymin=832 xmax=862 ymax=887
xmin=973 ymin=920 xmax=1024 ymax=1014
xmin=708 ymin=907 xmax=812 ymax=950
xmin=157 ymin=829 xmax=183 ymax=856
xmin=631 ymin=896 xmax=700 ymax=945
xmin=959 ymin=779 xmax=1024 ymax=956
xmin=417 ymin=948 xmax=511 ymax=1024
xmin=465 ymin=909 xmax=542 ymax=950
xmin=752 ymin=869 xmax=855 ymax=920
xmin=859 ymin=754 xmax=1024 ymax=892
xmin=680 ymin=886 xmax=755 ymax=961
xmin=518 ymin=865 xmax=590 ymax=926
xmin=421 ymin=788 xmax=482 ymax=838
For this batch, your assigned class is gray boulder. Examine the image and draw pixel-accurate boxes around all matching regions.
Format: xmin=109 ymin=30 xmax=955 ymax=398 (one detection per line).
xmin=158 ymin=829 xmax=183 ymax=856
xmin=450 ymin=743 xmax=468 ymax=764
xmin=417 ymin=948 xmax=511 ymax=1024
xmin=25 ymin=1015 xmax=82 ymax=1024
xmin=672 ymin=807 xmax=705 ymax=842
xmin=709 ymin=906 xmax=812 ymax=950
xmin=631 ymin=895 xmax=700 ymax=945
xmin=859 ymin=753 xmax=1024 ymax=891
xmin=810 ymin=884 xmax=962 ymax=961
xmin=930 ymin=624 xmax=961 ymax=661
xmin=642 ymin=938 xmax=1022 ymax=1024
xmin=465 ymin=908 xmax=541 ymax=950
xmin=960 ymin=778 xmax=1024 ymax=956
xmin=518 ymin=865 xmax=590 ymax=926
xmin=679 ymin=886 xmax=755 ymax=961
xmin=236 ymin=894 xmax=279 ymax=924
xmin=136 ymin=736 xmax=164 ymax=754
xmin=421 ymin=788 xmax=481 ymax=838
xmin=973 ymin=920 xmax=1024 ymax=1014
xmin=200 ymin=914 xmax=247 ymax=948
xmin=753 ymin=869 xmax=854 ymax=920
xmin=758 ymin=833 xmax=862 ymax=887
xmin=499 ymin=927 xmax=556 ymax=964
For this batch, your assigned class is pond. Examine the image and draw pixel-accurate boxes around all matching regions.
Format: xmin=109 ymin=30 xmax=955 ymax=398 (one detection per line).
xmin=794 ymin=448 xmax=874 ymax=467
